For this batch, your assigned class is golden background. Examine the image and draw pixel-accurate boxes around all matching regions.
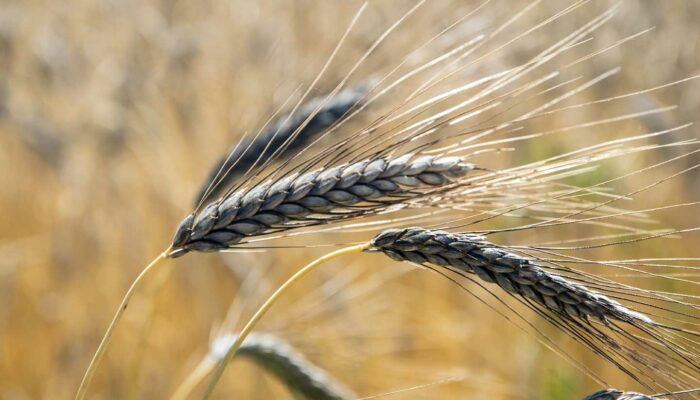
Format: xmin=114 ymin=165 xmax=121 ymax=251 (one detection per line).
xmin=1 ymin=1 xmax=699 ymax=398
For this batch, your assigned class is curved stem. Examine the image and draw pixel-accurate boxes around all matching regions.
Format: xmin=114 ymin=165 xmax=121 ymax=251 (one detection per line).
xmin=171 ymin=358 xmax=215 ymax=400
xmin=201 ymin=242 xmax=371 ymax=399
xmin=127 ymin=265 xmax=175 ymax=400
xmin=75 ymin=249 xmax=171 ymax=400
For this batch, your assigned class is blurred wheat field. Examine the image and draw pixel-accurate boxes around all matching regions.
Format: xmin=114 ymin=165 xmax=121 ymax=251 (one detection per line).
xmin=1 ymin=0 xmax=700 ymax=399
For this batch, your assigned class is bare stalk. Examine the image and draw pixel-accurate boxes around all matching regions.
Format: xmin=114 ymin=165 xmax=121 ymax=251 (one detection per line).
xmin=172 ymin=358 xmax=214 ymax=400
xmin=126 ymin=264 xmax=175 ymax=399
xmin=75 ymin=249 xmax=171 ymax=400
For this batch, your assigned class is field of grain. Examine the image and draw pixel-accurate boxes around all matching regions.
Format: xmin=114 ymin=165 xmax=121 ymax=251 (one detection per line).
xmin=1 ymin=1 xmax=700 ymax=399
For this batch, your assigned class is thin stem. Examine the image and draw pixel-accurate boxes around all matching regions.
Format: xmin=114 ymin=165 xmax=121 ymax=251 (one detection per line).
xmin=171 ymin=358 xmax=215 ymax=400
xmin=201 ymin=242 xmax=371 ymax=399
xmin=75 ymin=249 xmax=171 ymax=400
xmin=127 ymin=265 xmax=175 ymax=400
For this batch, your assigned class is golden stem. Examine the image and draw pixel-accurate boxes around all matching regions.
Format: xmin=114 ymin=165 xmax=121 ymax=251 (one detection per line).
xmin=75 ymin=249 xmax=171 ymax=400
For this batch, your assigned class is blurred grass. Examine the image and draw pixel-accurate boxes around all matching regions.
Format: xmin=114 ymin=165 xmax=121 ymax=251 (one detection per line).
xmin=1 ymin=0 xmax=699 ymax=399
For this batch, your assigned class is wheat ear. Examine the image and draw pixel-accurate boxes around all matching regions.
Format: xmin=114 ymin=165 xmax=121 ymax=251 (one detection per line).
xmin=171 ymin=155 xmax=474 ymax=257
xmin=233 ymin=333 xmax=355 ymax=400
xmin=75 ymin=249 xmax=171 ymax=400
xmin=369 ymin=228 xmax=652 ymax=325
xmin=172 ymin=333 xmax=355 ymax=400
xmin=200 ymin=243 xmax=370 ymax=399
xmin=196 ymin=84 xmax=370 ymax=205
xmin=584 ymin=388 xmax=659 ymax=400
xmin=369 ymin=227 xmax=700 ymax=391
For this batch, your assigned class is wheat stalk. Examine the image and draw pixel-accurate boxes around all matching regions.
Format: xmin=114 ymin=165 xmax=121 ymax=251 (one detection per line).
xmin=75 ymin=250 xmax=170 ymax=400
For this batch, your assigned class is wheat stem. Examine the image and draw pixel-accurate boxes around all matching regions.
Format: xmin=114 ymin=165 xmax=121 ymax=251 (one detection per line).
xmin=171 ymin=358 xmax=215 ymax=400
xmin=126 ymin=264 xmax=175 ymax=399
xmin=201 ymin=242 xmax=370 ymax=399
xmin=75 ymin=249 xmax=171 ymax=400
